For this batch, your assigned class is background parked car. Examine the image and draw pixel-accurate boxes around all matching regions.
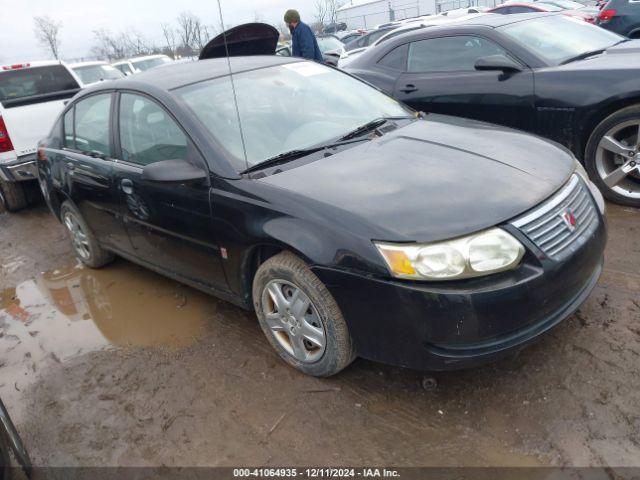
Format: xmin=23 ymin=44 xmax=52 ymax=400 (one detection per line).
xmin=345 ymin=13 xmax=640 ymax=207
xmin=343 ymin=26 xmax=397 ymax=52
xmin=488 ymin=1 xmax=597 ymax=22
xmin=70 ymin=61 xmax=125 ymax=86
xmin=334 ymin=29 xmax=367 ymax=44
xmin=0 ymin=61 xmax=82 ymax=212
xmin=598 ymin=0 xmax=640 ymax=37
xmin=112 ymin=54 xmax=173 ymax=76
xmin=323 ymin=21 xmax=348 ymax=33
xmin=316 ymin=34 xmax=346 ymax=66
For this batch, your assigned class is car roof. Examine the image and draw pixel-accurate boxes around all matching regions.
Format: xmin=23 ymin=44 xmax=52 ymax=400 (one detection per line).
xmin=90 ymin=56 xmax=300 ymax=92
xmin=1 ymin=60 xmax=63 ymax=70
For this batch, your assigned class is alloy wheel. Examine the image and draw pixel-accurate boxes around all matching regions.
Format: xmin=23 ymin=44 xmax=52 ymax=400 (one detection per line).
xmin=595 ymin=120 xmax=640 ymax=200
xmin=63 ymin=211 xmax=91 ymax=261
xmin=261 ymin=280 xmax=326 ymax=364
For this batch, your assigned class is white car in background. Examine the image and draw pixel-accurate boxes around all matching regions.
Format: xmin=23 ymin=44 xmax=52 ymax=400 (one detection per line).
xmin=70 ymin=61 xmax=124 ymax=86
xmin=0 ymin=61 xmax=82 ymax=211
xmin=112 ymin=54 xmax=173 ymax=76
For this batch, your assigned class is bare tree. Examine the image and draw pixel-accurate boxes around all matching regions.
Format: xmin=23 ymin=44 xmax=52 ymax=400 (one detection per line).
xmin=314 ymin=0 xmax=327 ymax=27
xmin=325 ymin=0 xmax=340 ymax=24
xmin=161 ymin=23 xmax=178 ymax=59
xmin=176 ymin=11 xmax=199 ymax=51
xmin=33 ymin=15 xmax=62 ymax=59
xmin=91 ymin=28 xmax=156 ymax=61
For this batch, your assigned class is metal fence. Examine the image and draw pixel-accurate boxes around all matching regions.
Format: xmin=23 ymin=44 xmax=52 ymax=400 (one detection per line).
xmin=337 ymin=0 xmax=499 ymax=30
xmin=435 ymin=0 xmax=498 ymax=13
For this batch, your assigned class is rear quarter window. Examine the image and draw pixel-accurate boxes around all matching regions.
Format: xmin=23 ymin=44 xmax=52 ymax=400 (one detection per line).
xmin=0 ymin=65 xmax=80 ymax=108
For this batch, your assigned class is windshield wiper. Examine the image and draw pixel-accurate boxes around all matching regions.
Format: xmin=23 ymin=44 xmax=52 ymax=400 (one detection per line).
xmin=340 ymin=116 xmax=414 ymax=141
xmin=560 ymin=49 xmax=606 ymax=65
xmin=241 ymin=138 xmax=370 ymax=174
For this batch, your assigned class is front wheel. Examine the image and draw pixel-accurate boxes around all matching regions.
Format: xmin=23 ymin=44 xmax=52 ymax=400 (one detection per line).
xmin=252 ymin=252 xmax=355 ymax=377
xmin=585 ymin=105 xmax=640 ymax=207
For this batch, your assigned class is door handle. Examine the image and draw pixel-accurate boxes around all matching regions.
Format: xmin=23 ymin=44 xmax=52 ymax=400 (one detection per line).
xmin=400 ymin=84 xmax=418 ymax=94
xmin=66 ymin=162 xmax=75 ymax=171
xmin=120 ymin=178 xmax=134 ymax=195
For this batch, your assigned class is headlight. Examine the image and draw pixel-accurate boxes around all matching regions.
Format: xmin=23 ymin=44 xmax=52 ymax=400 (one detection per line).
xmin=375 ymin=228 xmax=525 ymax=281
xmin=574 ymin=159 xmax=605 ymax=215
xmin=574 ymin=159 xmax=589 ymax=182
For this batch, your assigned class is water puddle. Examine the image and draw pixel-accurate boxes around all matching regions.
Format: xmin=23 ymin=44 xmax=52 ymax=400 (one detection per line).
xmin=0 ymin=261 xmax=216 ymax=407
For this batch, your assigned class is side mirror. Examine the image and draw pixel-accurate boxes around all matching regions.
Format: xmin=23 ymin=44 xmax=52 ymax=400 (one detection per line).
xmin=141 ymin=159 xmax=207 ymax=183
xmin=475 ymin=54 xmax=522 ymax=73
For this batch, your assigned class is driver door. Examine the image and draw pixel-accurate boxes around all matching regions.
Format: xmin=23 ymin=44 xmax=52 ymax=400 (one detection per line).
xmin=393 ymin=35 xmax=535 ymax=132
xmin=111 ymin=91 xmax=228 ymax=293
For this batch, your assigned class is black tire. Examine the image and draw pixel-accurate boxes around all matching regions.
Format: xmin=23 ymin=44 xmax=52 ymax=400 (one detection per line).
xmin=0 ymin=180 xmax=27 ymax=213
xmin=60 ymin=201 xmax=114 ymax=268
xmin=252 ymin=252 xmax=356 ymax=377
xmin=585 ymin=104 xmax=640 ymax=207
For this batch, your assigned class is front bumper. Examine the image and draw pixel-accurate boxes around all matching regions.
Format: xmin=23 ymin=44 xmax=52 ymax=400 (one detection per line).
xmin=312 ymin=209 xmax=606 ymax=371
xmin=0 ymin=154 xmax=38 ymax=183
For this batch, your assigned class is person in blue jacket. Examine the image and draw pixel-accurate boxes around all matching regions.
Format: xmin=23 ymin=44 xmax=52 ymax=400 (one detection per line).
xmin=284 ymin=9 xmax=324 ymax=63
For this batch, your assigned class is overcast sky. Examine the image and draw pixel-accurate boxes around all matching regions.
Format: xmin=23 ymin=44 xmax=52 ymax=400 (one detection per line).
xmin=0 ymin=0 xmax=321 ymax=64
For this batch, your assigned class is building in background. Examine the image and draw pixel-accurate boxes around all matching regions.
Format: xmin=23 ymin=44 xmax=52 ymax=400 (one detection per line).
xmin=336 ymin=0 xmax=438 ymax=29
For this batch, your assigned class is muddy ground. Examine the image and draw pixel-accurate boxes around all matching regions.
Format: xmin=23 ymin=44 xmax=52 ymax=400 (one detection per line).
xmin=1 ymin=202 xmax=639 ymax=468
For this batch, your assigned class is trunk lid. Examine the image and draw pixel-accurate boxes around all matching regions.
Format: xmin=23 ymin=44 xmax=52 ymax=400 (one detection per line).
xmin=199 ymin=23 xmax=279 ymax=59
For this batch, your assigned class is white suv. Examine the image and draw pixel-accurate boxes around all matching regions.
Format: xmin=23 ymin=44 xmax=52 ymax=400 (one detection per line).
xmin=0 ymin=61 xmax=81 ymax=211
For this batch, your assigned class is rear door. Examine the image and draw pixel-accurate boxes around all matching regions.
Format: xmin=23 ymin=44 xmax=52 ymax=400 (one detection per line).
xmin=59 ymin=92 xmax=129 ymax=251
xmin=111 ymin=91 xmax=228 ymax=293
xmin=393 ymin=34 xmax=535 ymax=131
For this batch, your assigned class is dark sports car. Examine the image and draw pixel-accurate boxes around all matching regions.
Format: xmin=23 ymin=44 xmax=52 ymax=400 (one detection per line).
xmin=344 ymin=13 xmax=640 ymax=207
xmin=38 ymin=57 xmax=606 ymax=376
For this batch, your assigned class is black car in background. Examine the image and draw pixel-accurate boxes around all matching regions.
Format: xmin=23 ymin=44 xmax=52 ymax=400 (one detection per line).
xmin=345 ymin=13 xmax=640 ymax=207
xmin=598 ymin=0 xmax=640 ymax=38
xmin=38 ymin=57 xmax=606 ymax=376
xmin=344 ymin=26 xmax=396 ymax=52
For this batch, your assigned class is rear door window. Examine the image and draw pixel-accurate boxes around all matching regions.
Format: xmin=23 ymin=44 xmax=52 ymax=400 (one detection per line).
xmin=378 ymin=44 xmax=408 ymax=70
xmin=73 ymin=94 xmax=112 ymax=157
xmin=0 ymin=65 xmax=80 ymax=107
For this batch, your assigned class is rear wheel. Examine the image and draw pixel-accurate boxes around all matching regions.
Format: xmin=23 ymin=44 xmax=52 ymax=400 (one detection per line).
xmin=0 ymin=180 xmax=27 ymax=213
xmin=253 ymin=252 xmax=355 ymax=377
xmin=585 ymin=105 xmax=640 ymax=207
xmin=60 ymin=201 xmax=114 ymax=268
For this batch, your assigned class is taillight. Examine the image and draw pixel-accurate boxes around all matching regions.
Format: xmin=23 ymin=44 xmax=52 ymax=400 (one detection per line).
xmin=599 ymin=9 xmax=617 ymax=22
xmin=0 ymin=116 xmax=14 ymax=153
xmin=1 ymin=63 xmax=31 ymax=71
xmin=38 ymin=142 xmax=47 ymax=162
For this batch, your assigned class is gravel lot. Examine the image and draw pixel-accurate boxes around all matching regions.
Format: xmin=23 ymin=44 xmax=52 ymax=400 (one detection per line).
xmin=1 ymin=201 xmax=639 ymax=467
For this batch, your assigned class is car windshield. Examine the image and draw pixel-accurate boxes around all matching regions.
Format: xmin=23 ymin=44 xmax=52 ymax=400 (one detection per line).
xmin=499 ymin=15 xmax=623 ymax=65
xmin=176 ymin=62 xmax=412 ymax=171
xmin=316 ymin=36 xmax=343 ymax=52
xmin=131 ymin=57 xmax=171 ymax=71
xmin=73 ymin=64 xmax=124 ymax=84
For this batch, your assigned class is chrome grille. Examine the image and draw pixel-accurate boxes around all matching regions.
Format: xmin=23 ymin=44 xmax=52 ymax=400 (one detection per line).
xmin=511 ymin=175 xmax=599 ymax=260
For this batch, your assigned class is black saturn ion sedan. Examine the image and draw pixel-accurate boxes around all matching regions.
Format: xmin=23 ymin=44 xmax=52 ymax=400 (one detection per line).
xmin=37 ymin=57 xmax=607 ymax=376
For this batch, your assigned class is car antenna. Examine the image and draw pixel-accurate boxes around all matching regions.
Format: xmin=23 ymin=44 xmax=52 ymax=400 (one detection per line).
xmin=216 ymin=0 xmax=249 ymax=171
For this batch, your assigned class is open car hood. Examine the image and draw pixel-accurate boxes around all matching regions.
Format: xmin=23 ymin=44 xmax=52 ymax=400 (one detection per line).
xmin=199 ymin=23 xmax=279 ymax=59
